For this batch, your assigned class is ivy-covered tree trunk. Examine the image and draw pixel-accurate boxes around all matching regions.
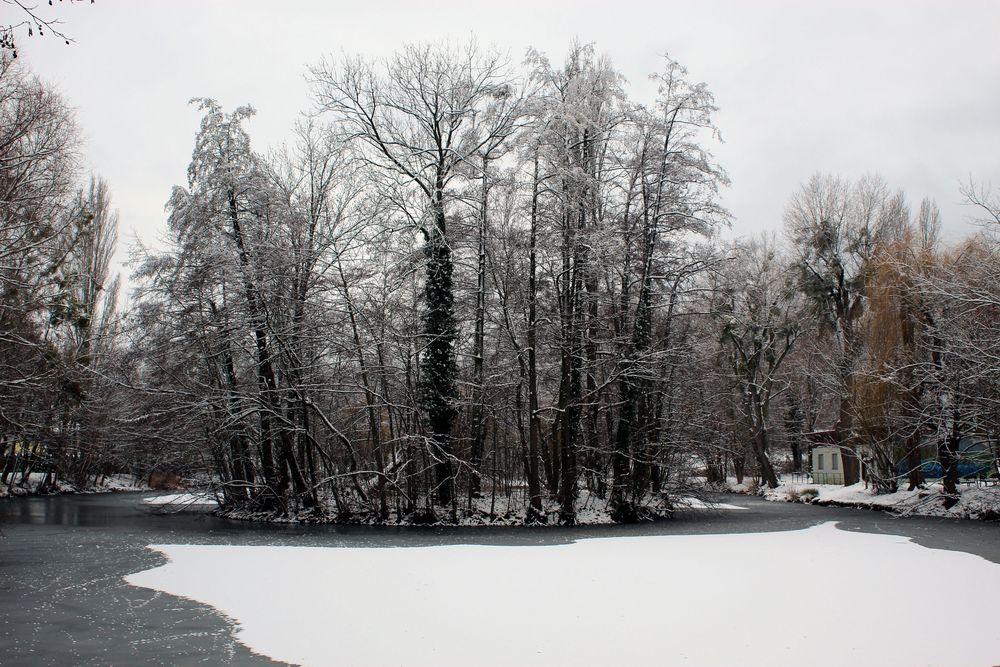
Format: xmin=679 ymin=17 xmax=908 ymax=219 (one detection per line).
xmin=420 ymin=193 xmax=457 ymax=510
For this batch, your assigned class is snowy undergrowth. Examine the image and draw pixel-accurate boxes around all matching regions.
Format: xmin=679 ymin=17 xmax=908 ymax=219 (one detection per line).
xmin=211 ymin=490 xmax=746 ymax=526
xmin=748 ymin=478 xmax=1000 ymax=520
xmin=125 ymin=522 xmax=1000 ymax=667
xmin=0 ymin=472 xmax=150 ymax=498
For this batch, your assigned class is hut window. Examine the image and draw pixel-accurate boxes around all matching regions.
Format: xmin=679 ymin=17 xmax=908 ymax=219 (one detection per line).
xmin=817 ymin=453 xmax=825 ymax=470
xmin=832 ymin=453 xmax=839 ymax=470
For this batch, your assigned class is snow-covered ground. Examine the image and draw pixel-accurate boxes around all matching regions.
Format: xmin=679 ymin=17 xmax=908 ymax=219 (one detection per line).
xmin=741 ymin=478 xmax=1000 ymax=519
xmin=125 ymin=522 xmax=1000 ymax=667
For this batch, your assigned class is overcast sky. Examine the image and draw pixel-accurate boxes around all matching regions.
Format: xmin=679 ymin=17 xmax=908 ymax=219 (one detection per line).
xmin=13 ymin=0 xmax=1000 ymax=283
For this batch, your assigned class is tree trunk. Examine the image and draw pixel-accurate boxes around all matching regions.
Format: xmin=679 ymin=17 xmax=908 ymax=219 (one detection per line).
xmin=905 ymin=429 xmax=925 ymax=491
xmin=525 ymin=152 xmax=543 ymax=522
xmin=835 ymin=383 xmax=861 ymax=486
xmin=420 ymin=186 xmax=457 ymax=511
xmin=939 ymin=409 xmax=961 ymax=508
xmin=469 ymin=157 xmax=489 ymax=499
xmin=746 ymin=394 xmax=779 ymax=489
xmin=338 ymin=256 xmax=388 ymax=519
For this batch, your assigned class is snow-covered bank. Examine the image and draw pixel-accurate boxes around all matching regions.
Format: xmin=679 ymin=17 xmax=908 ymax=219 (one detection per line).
xmin=0 ymin=473 xmax=150 ymax=499
xmin=735 ymin=478 xmax=1000 ymax=520
xmin=214 ymin=491 xmax=746 ymax=526
xmin=125 ymin=522 xmax=1000 ymax=667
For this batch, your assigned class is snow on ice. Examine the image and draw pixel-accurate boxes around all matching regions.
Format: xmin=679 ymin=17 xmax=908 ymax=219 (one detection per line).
xmin=125 ymin=522 xmax=1000 ymax=667
xmin=141 ymin=492 xmax=219 ymax=507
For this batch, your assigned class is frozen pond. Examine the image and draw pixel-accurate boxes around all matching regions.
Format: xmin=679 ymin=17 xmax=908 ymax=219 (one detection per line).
xmin=2 ymin=492 xmax=999 ymax=666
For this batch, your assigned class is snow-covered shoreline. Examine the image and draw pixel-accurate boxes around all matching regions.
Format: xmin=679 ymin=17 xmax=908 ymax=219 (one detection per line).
xmin=729 ymin=477 xmax=1000 ymax=520
xmin=204 ymin=492 xmax=747 ymax=527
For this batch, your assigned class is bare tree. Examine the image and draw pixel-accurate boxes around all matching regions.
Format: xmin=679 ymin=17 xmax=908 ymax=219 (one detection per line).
xmin=714 ymin=236 xmax=800 ymax=489
xmin=784 ymin=173 xmax=907 ymax=485
xmin=310 ymin=42 xmax=519 ymax=512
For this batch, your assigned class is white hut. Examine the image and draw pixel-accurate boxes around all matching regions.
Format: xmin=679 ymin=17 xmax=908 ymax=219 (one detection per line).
xmin=812 ymin=445 xmax=843 ymax=485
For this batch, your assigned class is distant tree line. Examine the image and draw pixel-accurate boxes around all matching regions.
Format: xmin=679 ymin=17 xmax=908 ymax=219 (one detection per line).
xmin=3 ymin=42 xmax=998 ymax=519
xmin=0 ymin=52 xmax=122 ymax=493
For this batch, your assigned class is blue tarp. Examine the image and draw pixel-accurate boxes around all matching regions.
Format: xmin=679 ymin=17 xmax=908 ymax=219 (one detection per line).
xmin=894 ymin=459 xmax=992 ymax=479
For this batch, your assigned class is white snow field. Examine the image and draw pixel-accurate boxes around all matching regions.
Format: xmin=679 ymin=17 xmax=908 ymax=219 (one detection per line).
xmin=125 ymin=522 xmax=1000 ymax=667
